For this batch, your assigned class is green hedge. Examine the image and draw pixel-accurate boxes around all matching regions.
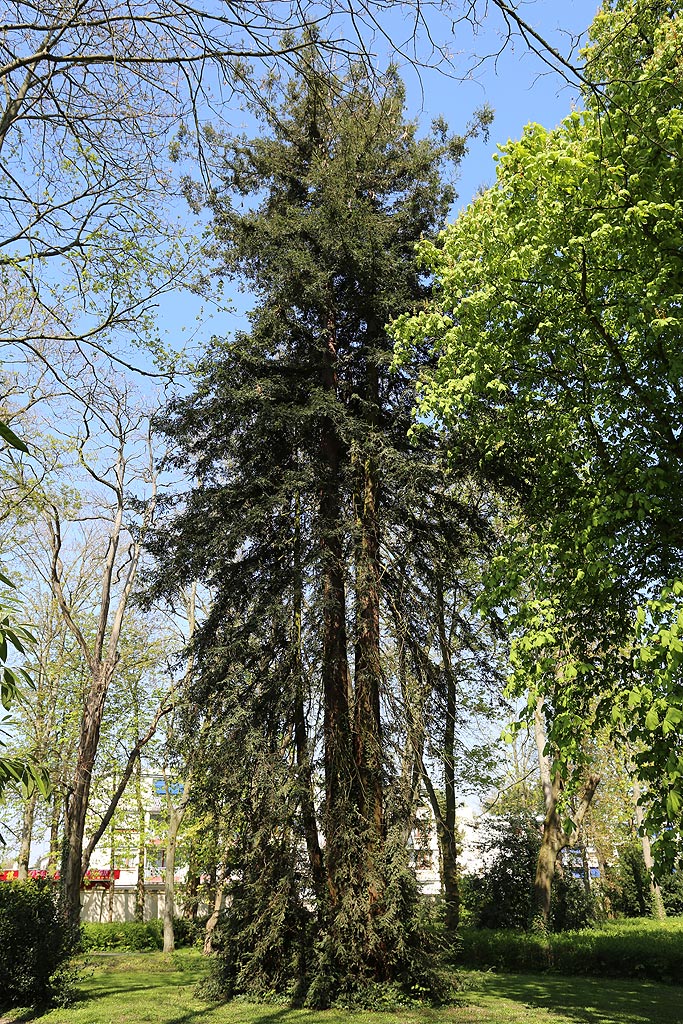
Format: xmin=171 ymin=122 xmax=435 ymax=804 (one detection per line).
xmin=0 ymin=880 xmax=76 ymax=1009
xmin=82 ymin=916 xmax=204 ymax=951
xmin=458 ymin=918 xmax=683 ymax=984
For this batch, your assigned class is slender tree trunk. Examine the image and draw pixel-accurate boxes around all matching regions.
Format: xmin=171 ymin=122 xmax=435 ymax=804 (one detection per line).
xmin=580 ymin=840 xmax=591 ymax=896
xmin=184 ymin=843 xmax=200 ymax=921
xmin=135 ymin=757 xmax=146 ymax=922
xmin=353 ymin=441 xmax=383 ymax=838
xmin=203 ymin=876 xmax=226 ymax=955
xmin=292 ymin=491 xmax=326 ymax=906
xmin=634 ymin=777 xmax=666 ymax=920
xmin=596 ymin=849 xmax=613 ymax=917
xmin=48 ymin=793 xmax=62 ymax=875
xmin=396 ymin=640 xmax=426 ymax=845
xmin=61 ymin=661 xmax=114 ymax=930
xmin=108 ymin=826 xmax=116 ymax=922
xmin=436 ymin=580 xmax=459 ymax=932
xmin=17 ymin=790 xmax=38 ymax=880
xmin=163 ymin=777 xmax=192 ymax=953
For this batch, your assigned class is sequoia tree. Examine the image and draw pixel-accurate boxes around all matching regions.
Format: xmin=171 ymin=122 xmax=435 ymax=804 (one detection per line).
xmin=151 ymin=61 xmax=491 ymax=1000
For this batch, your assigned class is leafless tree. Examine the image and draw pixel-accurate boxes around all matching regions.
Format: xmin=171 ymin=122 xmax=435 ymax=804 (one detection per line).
xmin=8 ymin=367 xmax=159 ymax=927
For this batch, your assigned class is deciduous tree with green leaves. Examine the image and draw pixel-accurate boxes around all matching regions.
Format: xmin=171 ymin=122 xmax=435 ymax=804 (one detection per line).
xmin=391 ymin=0 xmax=683 ymax=870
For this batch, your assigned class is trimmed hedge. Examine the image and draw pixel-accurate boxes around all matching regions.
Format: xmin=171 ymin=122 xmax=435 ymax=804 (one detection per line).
xmin=458 ymin=917 xmax=683 ymax=984
xmin=0 ymin=880 xmax=76 ymax=1008
xmin=82 ymin=916 xmax=204 ymax=951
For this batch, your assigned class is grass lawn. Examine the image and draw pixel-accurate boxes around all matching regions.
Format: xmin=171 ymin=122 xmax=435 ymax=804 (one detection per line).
xmin=2 ymin=950 xmax=683 ymax=1024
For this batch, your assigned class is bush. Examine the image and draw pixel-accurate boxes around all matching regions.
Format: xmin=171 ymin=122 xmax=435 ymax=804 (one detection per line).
xmin=607 ymin=842 xmax=652 ymax=917
xmin=458 ymin=917 xmax=683 ymax=984
xmin=81 ymin=919 xmax=163 ymax=951
xmin=661 ymin=870 xmax=683 ymax=915
xmin=465 ymin=813 xmax=541 ymax=930
xmin=606 ymin=841 xmax=683 ymax=918
xmin=0 ymin=880 xmax=76 ymax=1009
xmin=82 ymin=916 xmax=203 ymax=951
xmin=461 ymin=813 xmax=599 ymax=932
xmin=550 ymin=875 xmax=600 ymax=932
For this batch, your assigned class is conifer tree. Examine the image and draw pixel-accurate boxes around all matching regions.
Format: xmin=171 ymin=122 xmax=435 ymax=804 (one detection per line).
xmin=151 ymin=59 xmax=491 ymax=1002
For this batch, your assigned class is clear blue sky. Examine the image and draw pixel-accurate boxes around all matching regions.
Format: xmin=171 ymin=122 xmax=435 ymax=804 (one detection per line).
xmin=396 ymin=0 xmax=601 ymax=208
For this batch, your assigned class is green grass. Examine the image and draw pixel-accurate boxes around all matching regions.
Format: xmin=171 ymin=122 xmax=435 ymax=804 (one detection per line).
xmin=3 ymin=949 xmax=683 ymax=1024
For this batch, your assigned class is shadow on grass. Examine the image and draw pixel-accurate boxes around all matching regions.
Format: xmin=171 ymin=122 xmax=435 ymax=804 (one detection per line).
xmin=483 ymin=973 xmax=683 ymax=1024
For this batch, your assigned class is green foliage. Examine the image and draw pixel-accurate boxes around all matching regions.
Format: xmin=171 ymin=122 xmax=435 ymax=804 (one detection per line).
xmin=390 ymin=0 xmax=683 ymax=866
xmin=607 ymin=842 xmax=654 ymax=918
xmin=152 ymin=51 xmax=487 ymax=1006
xmin=82 ymin=920 xmax=164 ymax=951
xmin=458 ymin=917 xmax=683 ymax=985
xmin=466 ymin=815 xmax=541 ymax=930
xmin=606 ymin=841 xmax=683 ymax=918
xmin=82 ymin=918 xmax=204 ymax=952
xmin=305 ymin=825 xmax=451 ymax=1009
xmin=462 ymin=814 xmax=598 ymax=932
xmin=0 ymin=880 xmax=77 ymax=1008
xmin=0 ymin=419 xmax=51 ymax=817
xmin=550 ymin=875 xmax=601 ymax=934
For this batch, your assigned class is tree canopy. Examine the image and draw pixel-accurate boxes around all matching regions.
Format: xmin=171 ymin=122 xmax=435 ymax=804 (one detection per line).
xmin=391 ymin=0 xmax=683 ymax=866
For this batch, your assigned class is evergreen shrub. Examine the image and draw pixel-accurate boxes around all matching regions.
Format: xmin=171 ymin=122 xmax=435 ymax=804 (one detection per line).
xmin=0 ymin=880 xmax=76 ymax=1009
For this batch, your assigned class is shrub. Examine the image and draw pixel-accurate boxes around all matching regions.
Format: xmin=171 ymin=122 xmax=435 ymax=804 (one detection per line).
xmin=551 ymin=875 xmax=600 ymax=932
xmin=81 ymin=917 xmax=203 ymax=951
xmin=81 ymin=919 xmax=163 ymax=951
xmin=661 ymin=870 xmax=683 ymax=915
xmin=466 ymin=813 xmax=541 ymax=930
xmin=0 ymin=880 xmax=76 ymax=1009
xmin=461 ymin=813 xmax=599 ymax=932
xmin=458 ymin=917 xmax=683 ymax=984
xmin=607 ymin=842 xmax=652 ymax=917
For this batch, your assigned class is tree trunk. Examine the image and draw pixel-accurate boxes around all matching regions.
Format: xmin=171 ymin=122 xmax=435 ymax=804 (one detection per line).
xmin=135 ymin=756 xmax=146 ymax=922
xmin=352 ymin=347 xmax=383 ymax=838
xmin=203 ymin=876 xmax=226 ymax=955
xmin=634 ymin=777 xmax=666 ymax=920
xmin=532 ymin=817 xmax=563 ymax=928
xmin=48 ymin=793 xmax=61 ymax=875
xmin=531 ymin=697 xmax=600 ymax=929
xmin=17 ymin=790 xmax=38 ymax=880
xmin=580 ymin=840 xmax=591 ymax=896
xmin=108 ymin=826 xmax=116 ymax=922
xmin=353 ymin=444 xmax=383 ymax=838
xmin=436 ymin=579 xmax=459 ymax=932
xmin=184 ymin=845 xmax=200 ymax=921
xmin=293 ymin=491 xmax=326 ymax=907
xmin=61 ymin=661 xmax=114 ymax=931
xmin=319 ymin=313 xmax=352 ymax=907
xmin=163 ymin=777 xmax=192 ymax=953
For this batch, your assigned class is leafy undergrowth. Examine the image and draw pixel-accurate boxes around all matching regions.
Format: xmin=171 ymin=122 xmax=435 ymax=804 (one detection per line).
xmin=81 ymin=917 xmax=203 ymax=951
xmin=458 ymin=915 xmax=683 ymax=984
xmin=3 ymin=948 xmax=683 ymax=1024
